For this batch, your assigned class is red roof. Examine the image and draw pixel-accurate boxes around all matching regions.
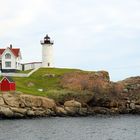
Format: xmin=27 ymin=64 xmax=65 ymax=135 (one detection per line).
xmin=0 ymin=49 xmax=5 ymax=55
xmin=0 ymin=48 xmax=20 ymax=57
xmin=0 ymin=76 xmax=15 ymax=83
xmin=0 ymin=76 xmax=16 ymax=91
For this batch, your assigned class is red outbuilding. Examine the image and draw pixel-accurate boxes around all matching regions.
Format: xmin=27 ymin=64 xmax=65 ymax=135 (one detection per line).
xmin=0 ymin=77 xmax=16 ymax=91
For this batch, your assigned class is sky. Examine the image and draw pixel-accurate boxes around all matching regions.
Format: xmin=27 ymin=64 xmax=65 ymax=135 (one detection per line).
xmin=0 ymin=0 xmax=140 ymax=81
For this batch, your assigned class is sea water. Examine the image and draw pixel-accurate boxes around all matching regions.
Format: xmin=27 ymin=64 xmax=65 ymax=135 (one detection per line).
xmin=0 ymin=115 xmax=139 ymax=140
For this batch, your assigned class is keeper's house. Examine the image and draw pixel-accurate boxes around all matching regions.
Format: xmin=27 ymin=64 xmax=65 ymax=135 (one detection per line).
xmin=0 ymin=44 xmax=22 ymax=72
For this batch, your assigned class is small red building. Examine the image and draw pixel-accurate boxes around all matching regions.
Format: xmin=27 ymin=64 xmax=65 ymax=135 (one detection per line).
xmin=0 ymin=77 xmax=16 ymax=91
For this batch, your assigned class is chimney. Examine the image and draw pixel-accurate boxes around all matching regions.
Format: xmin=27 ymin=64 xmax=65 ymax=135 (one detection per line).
xmin=10 ymin=44 xmax=12 ymax=49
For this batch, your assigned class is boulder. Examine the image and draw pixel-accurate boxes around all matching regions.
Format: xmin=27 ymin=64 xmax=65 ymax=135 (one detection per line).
xmin=14 ymin=113 xmax=24 ymax=118
xmin=118 ymin=103 xmax=130 ymax=114
xmin=110 ymin=100 xmax=118 ymax=108
xmin=135 ymin=99 xmax=140 ymax=105
xmin=20 ymin=94 xmax=56 ymax=109
xmin=64 ymin=100 xmax=81 ymax=108
xmin=2 ymin=93 xmax=20 ymax=107
xmin=56 ymin=106 xmax=67 ymax=116
xmin=64 ymin=107 xmax=80 ymax=115
xmin=110 ymin=108 xmax=119 ymax=114
xmin=34 ymin=110 xmax=46 ymax=116
xmin=0 ymin=96 xmax=5 ymax=105
xmin=130 ymin=102 xmax=135 ymax=110
xmin=19 ymin=95 xmax=42 ymax=107
xmin=93 ymin=107 xmax=111 ymax=114
xmin=79 ymin=108 xmax=88 ymax=116
xmin=63 ymin=100 xmax=82 ymax=115
xmin=0 ymin=106 xmax=14 ymax=117
xmin=46 ymin=109 xmax=56 ymax=116
xmin=131 ymin=105 xmax=140 ymax=114
xmin=135 ymin=105 xmax=140 ymax=109
xmin=32 ymin=107 xmax=46 ymax=114
xmin=10 ymin=107 xmax=27 ymax=115
xmin=41 ymin=97 xmax=56 ymax=109
xmin=27 ymin=110 xmax=35 ymax=116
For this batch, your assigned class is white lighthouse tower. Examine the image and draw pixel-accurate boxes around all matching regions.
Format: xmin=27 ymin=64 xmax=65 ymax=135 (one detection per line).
xmin=40 ymin=34 xmax=54 ymax=67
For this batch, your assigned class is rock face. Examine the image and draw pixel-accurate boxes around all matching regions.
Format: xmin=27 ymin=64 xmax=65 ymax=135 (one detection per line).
xmin=0 ymin=93 xmax=90 ymax=118
xmin=60 ymin=71 xmax=110 ymax=92
xmin=119 ymin=76 xmax=140 ymax=95
xmin=0 ymin=93 xmax=56 ymax=118
xmin=0 ymin=91 xmax=140 ymax=118
xmin=60 ymin=72 xmax=140 ymax=115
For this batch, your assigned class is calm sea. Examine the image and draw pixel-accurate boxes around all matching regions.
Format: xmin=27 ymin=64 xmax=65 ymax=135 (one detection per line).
xmin=0 ymin=115 xmax=139 ymax=140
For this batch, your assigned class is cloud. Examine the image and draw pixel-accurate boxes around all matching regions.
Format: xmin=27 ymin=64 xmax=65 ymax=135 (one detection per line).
xmin=0 ymin=0 xmax=140 ymax=81
xmin=0 ymin=0 xmax=49 ymax=37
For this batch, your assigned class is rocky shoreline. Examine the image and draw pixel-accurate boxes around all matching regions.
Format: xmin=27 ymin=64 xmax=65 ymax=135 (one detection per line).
xmin=0 ymin=71 xmax=140 ymax=118
xmin=0 ymin=92 xmax=140 ymax=118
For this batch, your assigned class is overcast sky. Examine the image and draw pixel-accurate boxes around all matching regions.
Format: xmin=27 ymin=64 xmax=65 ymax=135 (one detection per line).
xmin=0 ymin=0 xmax=140 ymax=81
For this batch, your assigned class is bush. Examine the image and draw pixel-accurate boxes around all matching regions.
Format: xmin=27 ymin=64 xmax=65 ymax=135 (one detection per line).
xmin=46 ymin=89 xmax=94 ymax=105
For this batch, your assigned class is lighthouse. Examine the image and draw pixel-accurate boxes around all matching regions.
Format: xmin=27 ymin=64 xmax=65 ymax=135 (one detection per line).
xmin=40 ymin=34 xmax=54 ymax=67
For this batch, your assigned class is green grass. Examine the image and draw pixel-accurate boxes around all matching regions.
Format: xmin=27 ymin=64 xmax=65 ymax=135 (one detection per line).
xmin=16 ymin=69 xmax=33 ymax=74
xmin=0 ymin=68 xmax=94 ymax=103
xmin=13 ymin=68 xmax=82 ymax=97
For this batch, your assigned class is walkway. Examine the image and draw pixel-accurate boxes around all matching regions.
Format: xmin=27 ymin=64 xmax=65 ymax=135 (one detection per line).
xmin=0 ymin=67 xmax=40 ymax=77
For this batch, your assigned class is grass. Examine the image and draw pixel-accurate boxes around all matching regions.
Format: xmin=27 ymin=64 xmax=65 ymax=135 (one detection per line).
xmin=13 ymin=68 xmax=82 ymax=97
xmin=0 ymin=68 xmax=94 ymax=103
xmin=16 ymin=69 xmax=33 ymax=74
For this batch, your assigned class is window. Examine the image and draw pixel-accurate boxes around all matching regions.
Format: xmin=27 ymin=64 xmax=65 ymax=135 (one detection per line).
xmin=48 ymin=63 xmax=50 ymax=67
xmin=5 ymin=61 xmax=11 ymax=67
xmin=5 ymin=53 xmax=11 ymax=59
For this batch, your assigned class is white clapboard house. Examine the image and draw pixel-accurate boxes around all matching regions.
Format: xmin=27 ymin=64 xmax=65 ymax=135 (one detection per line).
xmin=0 ymin=45 xmax=22 ymax=72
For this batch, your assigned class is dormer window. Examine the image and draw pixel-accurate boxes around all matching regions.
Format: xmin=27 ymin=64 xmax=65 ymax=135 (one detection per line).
xmin=5 ymin=53 xmax=11 ymax=59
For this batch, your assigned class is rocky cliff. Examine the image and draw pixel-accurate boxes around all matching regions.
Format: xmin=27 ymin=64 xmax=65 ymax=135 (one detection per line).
xmin=59 ymin=72 xmax=140 ymax=115
xmin=0 ymin=93 xmax=56 ymax=118
xmin=0 ymin=72 xmax=140 ymax=118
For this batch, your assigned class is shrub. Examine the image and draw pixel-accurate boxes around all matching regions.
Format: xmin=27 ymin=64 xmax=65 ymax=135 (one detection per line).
xmin=46 ymin=89 xmax=94 ymax=105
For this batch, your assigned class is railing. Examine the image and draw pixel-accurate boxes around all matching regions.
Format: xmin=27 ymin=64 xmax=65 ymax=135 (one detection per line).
xmin=40 ymin=40 xmax=54 ymax=45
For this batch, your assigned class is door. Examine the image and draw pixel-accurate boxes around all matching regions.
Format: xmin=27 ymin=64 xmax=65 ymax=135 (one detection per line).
xmin=22 ymin=64 xmax=25 ymax=71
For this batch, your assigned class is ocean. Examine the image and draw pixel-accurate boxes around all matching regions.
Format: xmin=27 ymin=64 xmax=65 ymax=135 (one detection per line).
xmin=0 ymin=115 xmax=139 ymax=140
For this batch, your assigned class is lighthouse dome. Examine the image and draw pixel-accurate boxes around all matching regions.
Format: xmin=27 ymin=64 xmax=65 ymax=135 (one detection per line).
xmin=41 ymin=34 xmax=53 ymax=45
